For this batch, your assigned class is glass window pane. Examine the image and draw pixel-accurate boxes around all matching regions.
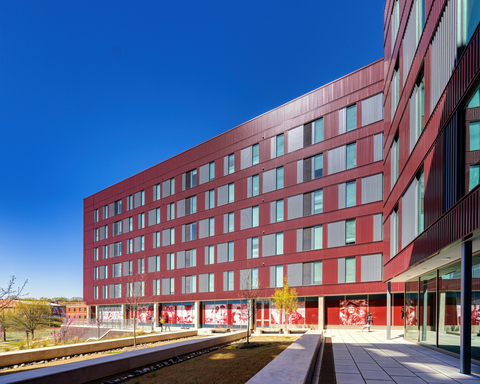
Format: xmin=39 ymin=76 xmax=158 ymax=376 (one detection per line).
xmin=209 ymin=218 xmax=215 ymax=236
xmin=418 ymin=171 xmax=424 ymax=232
xmin=276 ymin=200 xmax=284 ymax=222
xmin=346 ymin=105 xmax=357 ymax=131
xmin=314 ymin=118 xmax=324 ymax=143
xmin=314 ymin=261 xmax=322 ymax=285
xmin=192 ymin=169 xmax=197 ymax=187
xmin=228 ymin=242 xmax=234 ymax=262
xmin=209 ymin=162 xmax=215 ymax=181
xmin=276 ymin=266 xmax=283 ymax=288
xmin=170 ymin=278 xmax=174 ymax=294
xmin=228 ymin=183 xmax=235 ymax=203
xmin=314 ymin=190 xmax=323 ymax=214
xmin=470 ymin=165 xmax=480 ymax=191
xmin=209 ymin=273 xmax=215 ymax=292
xmin=228 ymin=212 xmax=234 ymax=232
xmin=252 ymin=175 xmax=259 ymax=196
xmin=252 ymin=237 xmax=259 ymax=258
xmin=314 ymin=154 xmax=323 ymax=178
xmin=170 ymin=228 xmax=175 ymax=244
xmin=346 ymin=181 xmax=356 ymax=207
xmin=252 ymin=268 xmax=259 ymax=289
xmin=470 ymin=121 xmax=480 ymax=151
xmin=228 ymin=271 xmax=234 ymax=290
xmin=468 ymin=86 xmax=480 ymax=108
xmin=228 ymin=154 xmax=235 ymax=174
xmin=252 ymin=206 xmax=259 ymax=227
xmin=209 ymin=190 xmax=214 ymax=208
xmin=345 ymin=257 xmax=356 ymax=283
xmin=346 ymin=219 xmax=356 ymax=244
xmin=170 ymin=179 xmax=175 ymax=195
xmin=276 ymin=134 xmax=284 ymax=157
xmin=276 ymin=233 xmax=284 ymax=255
xmin=276 ymin=167 xmax=284 ymax=189
xmin=252 ymin=144 xmax=259 ymax=165
xmin=314 ymin=225 xmax=323 ymax=250
xmin=346 ymin=143 xmax=357 ymax=169
xmin=209 ymin=246 xmax=214 ymax=264
xmin=192 ymin=196 xmax=197 ymax=213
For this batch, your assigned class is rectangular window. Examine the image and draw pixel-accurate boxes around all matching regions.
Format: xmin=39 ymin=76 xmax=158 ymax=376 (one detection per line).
xmin=186 ymin=169 xmax=197 ymax=189
xmin=276 ymin=199 xmax=284 ymax=222
xmin=392 ymin=67 xmax=400 ymax=116
xmin=252 ymin=143 xmax=260 ymax=165
xmin=208 ymin=245 xmax=215 ymax=264
xmin=276 ymin=167 xmax=284 ymax=189
xmin=93 ymin=247 xmax=98 ymax=261
xmin=228 ymin=183 xmax=235 ymax=203
xmin=314 ymin=118 xmax=324 ymax=143
xmin=346 ymin=104 xmax=357 ymax=131
xmin=391 ymin=137 xmax=399 ymax=186
xmin=127 ymin=239 xmax=133 ymax=254
xmin=345 ymin=257 xmax=356 ymax=283
xmin=156 ymin=208 xmax=161 ymax=224
xmin=228 ymin=212 xmax=234 ymax=232
xmin=252 ymin=268 xmax=259 ymax=289
xmin=276 ymin=232 xmax=284 ymax=255
xmin=252 ymin=174 xmax=259 ymax=196
xmin=470 ymin=121 xmax=480 ymax=151
xmin=274 ymin=265 xmax=283 ymax=288
xmin=103 ymin=245 xmax=108 ymax=259
xmin=418 ymin=170 xmax=424 ymax=232
xmin=153 ymin=279 xmax=161 ymax=295
xmin=154 ymin=231 xmax=161 ymax=248
xmin=155 ymin=184 xmax=161 ymax=201
xmin=228 ymin=153 xmax=235 ymax=174
xmin=208 ymin=190 xmax=215 ymax=209
xmin=94 ymin=286 xmax=98 ymax=300
xmin=314 ymin=154 xmax=323 ymax=178
xmin=345 ymin=219 xmax=356 ymax=245
xmin=170 ymin=178 xmax=175 ymax=195
xmin=186 ymin=195 xmax=197 ymax=215
xmin=346 ymin=143 xmax=356 ymax=170
xmin=141 ymin=190 xmax=145 ymax=206
xmin=227 ymin=271 xmax=234 ymax=291
xmin=139 ymin=213 xmax=145 ymax=229
xmin=209 ymin=217 xmax=215 ymax=236
xmin=94 ymin=209 xmax=99 ymax=223
xmin=94 ymin=267 xmax=98 ymax=280
xmin=167 ymin=253 xmax=175 ymax=270
xmin=228 ymin=241 xmax=234 ymax=262
xmin=276 ymin=134 xmax=284 ymax=157
xmin=252 ymin=237 xmax=259 ymax=258
xmin=252 ymin=206 xmax=259 ymax=227
xmin=128 ymin=217 xmax=133 ymax=232
xmin=168 ymin=203 xmax=175 ymax=220
xmin=170 ymin=277 xmax=175 ymax=294
xmin=346 ymin=181 xmax=356 ymax=207
xmin=138 ymin=258 xmax=145 ymax=274
xmin=170 ymin=228 xmax=175 ymax=245
xmin=127 ymin=195 xmax=133 ymax=211
xmin=470 ymin=165 xmax=480 ymax=192
xmin=208 ymin=273 xmax=215 ymax=292
xmin=314 ymin=225 xmax=323 ymax=249
xmin=141 ymin=235 xmax=145 ymax=251
xmin=314 ymin=189 xmax=323 ymax=214
xmin=148 ymin=255 xmax=160 ymax=273
xmin=94 ymin=228 xmax=99 ymax=242
xmin=103 ymin=205 xmax=108 ymax=220
xmin=314 ymin=261 xmax=322 ymax=285
xmin=185 ymin=222 xmax=197 ymax=241
xmin=209 ymin=161 xmax=215 ymax=181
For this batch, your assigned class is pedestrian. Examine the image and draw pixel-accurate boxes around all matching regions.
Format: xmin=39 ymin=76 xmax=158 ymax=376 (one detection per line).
xmin=164 ymin=313 xmax=171 ymax=332
xmin=362 ymin=312 xmax=372 ymax=332
xmin=401 ymin=307 xmax=405 ymax=320
xmin=149 ymin=315 xmax=154 ymax=332
xmin=159 ymin=315 xmax=164 ymax=332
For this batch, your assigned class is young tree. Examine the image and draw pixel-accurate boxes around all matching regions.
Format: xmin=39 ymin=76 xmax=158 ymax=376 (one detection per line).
xmin=271 ymin=277 xmax=298 ymax=333
xmin=0 ymin=311 xmax=15 ymax=341
xmin=239 ymin=268 xmax=263 ymax=345
xmin=125 ymin=275 xmax=150 ymax=348
xmin=0 ymin=276 xmax=27 ymax=312
xmin=10 ymin=299 xmax=50 ymax=339
xmin=88 ymin=308 xmax=105 ymax=339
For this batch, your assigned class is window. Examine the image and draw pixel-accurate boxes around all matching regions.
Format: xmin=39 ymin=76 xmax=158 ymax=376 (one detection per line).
xmin=301 ymin=226 xmax=323 ymax=250
xmin=314 ymin=190 xmax=323 ymax=214
xmin=128 ymin=217 xmax=133 ymax=232
xmin=102 ymin=285 xmax=108 ymax=299
xmin=167 ymin=253 xmax=175 ymax=270
xmin=252 ymin=143 xmax=259 ymax=165
xmin=470 ymin=121 xmax=480 ymax=151
xmin=153 ymin=279 xmax=161 ymax=295
xmin=94 ymin=286 xmax=98 ymax=300
xmin=226 ymin=271 xmax=234 ymax=291
xmin=170 ymin=228 xmax=175 ymax=245
xmin=314 ymin=154 xmax=323 ymax=178
xmin=141 ymin=235 xmax=145 ymax=251
xmin=346 ymin=143 xmax=356 ymax=170
xmin=228 ymin=241 xmax=234 ymax=262
xmin=155 ymin=184 xmax=161 ymax=201
xmin=208 ymin=273 xmax=215 ymax=292
xmin=148 ymin=255 xmax=160 ymax=273
xmin=124 ymin=260 xmax=133 ymax=276
xmin=183 ymin=275 xmax=197 ymax=294
xmin=141 ymin=190 xmax=145 ymax=206
xmin=346 ymin=181 xmax=356 ymax=207
xmin=228 ymin=183 xmax=235 ymax=203
xmin=156 ymin=208 xmax=161 ymax=224
xmin=470 ymin=165 xmax=480 ymax=192
xmin=170 ymin=178 xmax=175 ymax=195
xmin=251 ymin=237 xmax=259 ymax=258
xmin=94 ymin=209 xmax=99 ymax=223
xmin=127 ymin=239 xmax=133 ymax=254
xmin=314 ymin=118 xmax=324 ymax=143
xmin=273 ymin=265 xmax=283 ymax=288
xmin=392 ymin=0 xmax=400 ymax=50
xmin=183 ymin=195 xmax=197 ymax=215
xmin=276 ymin=134 xmax=284 ymax=157
xmin=127 ymin=195 xmax=133 ymax=211
xmin=94 ymin=228 xmax=99 ymax=242
xmin=228 ymin=153 xmax=235 ymax=174
xmin=276 ymin=200 xmax=284 ymax=222
xmin=346 ymin=104 xmax=357 ymax=131
xmin=138 ymin=258 xmax=145 ymax=274
xmin=252 ymin=174 xmax=259 ymax=196
xmin=114 ymin=200 xmax=122 ymax=215
xmin=94 ymin=248 xmax=98 ymax=261
xmin=112 ymin=262 xmax=122 ymax=278
xmin=113 ymin=220 xmax=122 ymax=236
xmin=184 ymin=222 xmax=197 ymax=241
xmin=207 ymin=245 xmax=215 ymax=265
xmin=112 ymin=241 xmax=122 ymax=257
xmin=252 ymin=206 xmax=259 ymax=227
xmin=228 ymin=212 xmax=234 ymax=232
xmin=391 ymin=137 xmax=399 ymax=187
xmin=345 ymin=257 xmax=356 ymax=283
xmin=418 ymin=170 xmax=425 ymax=233
xmin=94 ymin=267 xmax=98 ymax=280
xmin=133 ymin=281 xmax=145 ymax=297
xmin=391 ymin=66 xmax=400 ymax=117
xmin=154 ymin=231 xmax=161 ymax=248
xmin=209 ymin=161 xmax=215 ymax=181
xmin=209 ymin=217 xmax=215 ymax=236
xmin=313 ymin=261 xmax=322 ymax=285
xmin=207 ymin=190 xmax=215 ymax=209
xmin=276 ymin=233 xmax=284 ymax=255
xmin=139 ymin=213 xmax=145 ymax=229
xmin=103 ymin=205 xmax=108 ymax=220
xmin=167 ymin=203 xmax=175 ymax=221
xmin=170 ymin=278 xmax=175 ymax=294
xmin=185 ymin=169 xmax=197 ymax=189
xmin=345 ymin=219 xmax=356 ymax=245
xmin=276 ymin=167 xmax=284 ymax=189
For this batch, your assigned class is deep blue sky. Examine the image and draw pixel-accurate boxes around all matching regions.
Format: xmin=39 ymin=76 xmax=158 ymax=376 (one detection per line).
xmin=0 ymin=1 xmax=384 ymax=299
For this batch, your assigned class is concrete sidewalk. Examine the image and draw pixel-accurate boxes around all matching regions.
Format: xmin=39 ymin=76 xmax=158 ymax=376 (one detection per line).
xmin=328 ymin=329 xmax=480 ymax=383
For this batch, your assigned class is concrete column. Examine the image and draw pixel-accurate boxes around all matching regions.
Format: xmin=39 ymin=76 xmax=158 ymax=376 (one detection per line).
xmin=461 ymin=241 xmax=472 ymax=374
xmin=318 ymin=296 xmax=325 ymax=330
xmin=95 ymin=305 xmax=99 ymax=319
xmin=194 ymin=301 xmax=200 ymax=329
xmin=387 ymin=282 xmax=391 ymax=340
xmin=153 ymin=303 xmax=158 ymax=329
xmin=87 ymin=305 xmax=92 ymax=320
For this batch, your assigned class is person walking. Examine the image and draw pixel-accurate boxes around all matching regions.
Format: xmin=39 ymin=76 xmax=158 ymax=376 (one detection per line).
xmin=164 ymin=313 xmax=171 ymax=332
xmin=362 ymin=312 xmax=373 ymax=332
xmin=159 ymin=315 xmax=164 ymax=332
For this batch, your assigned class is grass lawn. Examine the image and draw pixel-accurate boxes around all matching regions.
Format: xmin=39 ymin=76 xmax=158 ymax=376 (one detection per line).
xmin=1 ymin=328 xmax=57 ymax=343
xmin=123 ymin=336 xmax=299 ymax=384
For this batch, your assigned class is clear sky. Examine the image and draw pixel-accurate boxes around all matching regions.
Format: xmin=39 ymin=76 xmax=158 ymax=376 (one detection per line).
xmin=0 ymin=1 xmax=384 ymax=299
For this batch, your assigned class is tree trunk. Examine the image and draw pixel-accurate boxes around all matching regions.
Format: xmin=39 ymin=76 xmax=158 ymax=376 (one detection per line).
xmin=3 ymin=330 xmax=6 ymax=342
xmin=31 ymin=329 xmax=34 ymax=340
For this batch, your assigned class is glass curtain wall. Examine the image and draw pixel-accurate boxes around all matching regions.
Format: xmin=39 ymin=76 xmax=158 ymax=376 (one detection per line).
xmin=419 ymin=271 xmax=437 ymax=346
xmin=405 ymin=278 xmax=419 ymax=341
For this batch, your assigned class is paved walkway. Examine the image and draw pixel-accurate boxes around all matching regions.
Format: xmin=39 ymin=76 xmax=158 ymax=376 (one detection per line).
xmin=327 ymin=329 xmax=480 ymax=383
